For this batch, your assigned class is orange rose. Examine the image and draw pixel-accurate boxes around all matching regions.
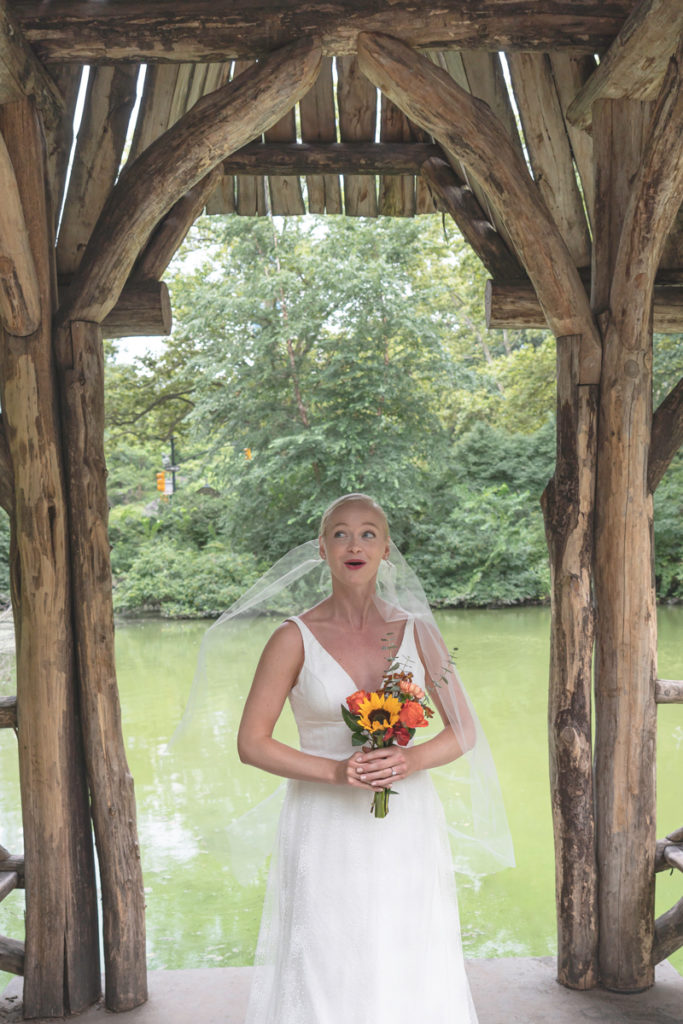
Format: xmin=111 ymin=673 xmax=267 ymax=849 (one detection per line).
xmin=399 ymin=700 xmax=428 ymax=729
xmin=346 ymin=690 xmax=372 ymax=714
xmin=399 ymin=678 xmax=425 ymax=701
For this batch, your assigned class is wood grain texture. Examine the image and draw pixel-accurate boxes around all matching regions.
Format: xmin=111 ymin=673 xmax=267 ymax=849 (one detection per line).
xmin=61 ymin=37 xmax=322 ymax=323
xmin=221 ymin=141 xmax=441 ymax=176
xmin=652 ymin=897 xmax=683 ymax=964
xmin=101 ymin=279 xmax=172 ymax=338
xmin=0 ymin=130 xmax=40 ymax=335
xmin=0 ymin=0 xmax=63 ymax=124
xmin=15 ymin=1 xmax=636 ymax=62
xmin=357 ymin=32 xmax=601 ymax=380
xmin=0 ymin=694 xmax=16 ymax=727
xmin=264 ymin=107 xmax=305 ymax=216
xmin=655 ymin=678 xmax=683 ymax=703
xmin=567 ymin=0 xmax=683 ymax=130
xmin=300 ymin=58 xmax=342 ymax=214
xmin=378 ymin=94 xmax=415 ymax=217
xmin=0 ymin=933 xmax=24 ymax=975
xmin=541 ymin=336 xmax=598 ymax=990
xmin=231 ymin=61 xmax=267 ymax=217
xmin=337 ymin=55 xmax=377 ymax=216
xmin=648 ymin=375 xmax=683 ymax=492
xmin=549 ymin=53 xmax=597 ymax=228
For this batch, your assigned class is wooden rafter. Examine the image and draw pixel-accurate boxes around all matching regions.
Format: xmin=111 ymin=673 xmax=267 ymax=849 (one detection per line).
xmin=0 ymin=0 xmax=63 ymax=126
xmin=357 ymin=31 xmax=602 ymax=381
xmin=60 ymin=37 xmax=322 ymax=324
xmin=221 ymin=141 xmax=442 ymax=176
xmin=568 ymin=0 xmax=683 ymax=131
xmin=549 ymin=54 xmax=597 ymax=226
xmin=15 ymin=1 xmax=636 ymax=63
xmin=0 ymin=130 xmax=40 ymax=336
xmin=337 ymin=55 xmax=378 ymax=216
xmin=299 ymin=57 xmax=342 ymax=215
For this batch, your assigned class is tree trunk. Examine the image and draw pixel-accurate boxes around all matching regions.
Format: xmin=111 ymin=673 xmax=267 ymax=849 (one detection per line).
xmin=541 ymin=335 xmax=598 ymax=989
xmin=0 ymin=97 xmax=100 ymax=1019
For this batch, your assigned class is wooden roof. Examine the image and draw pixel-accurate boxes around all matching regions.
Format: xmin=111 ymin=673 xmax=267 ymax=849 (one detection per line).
xmin=2 ymin=1 xmax=682 ymax=327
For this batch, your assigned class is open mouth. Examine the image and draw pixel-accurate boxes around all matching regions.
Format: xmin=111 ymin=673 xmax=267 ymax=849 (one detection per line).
xmin=344 ymin=560 xmax=366 ymax=569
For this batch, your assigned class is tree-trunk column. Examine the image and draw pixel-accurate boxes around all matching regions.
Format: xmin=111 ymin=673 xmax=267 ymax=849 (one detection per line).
xmin=592 ymin=98 xmax=657 ymax=992
xmin=0 ymin=99 xmax=100 ymax=1018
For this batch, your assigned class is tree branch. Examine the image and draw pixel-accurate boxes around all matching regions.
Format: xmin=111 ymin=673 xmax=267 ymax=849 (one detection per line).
xmin=648 ymin=375 xmax=683 ymax=491
xmin=357 ymin=32 xmax=601 ymax=383
xmin=59 ymin=36 xmax=322 ymax=324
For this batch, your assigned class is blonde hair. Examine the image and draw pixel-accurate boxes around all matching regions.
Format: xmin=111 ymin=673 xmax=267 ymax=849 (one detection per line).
xmin=319 ymin=492 xmax=389 ymax=539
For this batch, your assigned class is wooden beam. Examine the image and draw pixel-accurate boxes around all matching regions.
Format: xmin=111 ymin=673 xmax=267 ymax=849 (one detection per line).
xmin=0 ymin=417 xmax=13 ymax=514
xmin=264 ymin=108 xmax=305 ymax=216
xmin=655 ymin=827 xmax=683 ymax=872
xmin=0 ymin=934 xmax=24 ymax=976
xmin=337 ymin=55 xmax=377 ymax=216
xmin=357 ymin=32 xmax=602 ymax=382
xmin=650 ymin=379 xmax=683 ymax=491
xmin=0 ymin=694 xmax=16 ymax=727
xmin=0 ymin=870 xmax=18 ymax=902
xmin=420 ymin=157 xmax=522 ymax=279
xmin=16 ymin=2 xmax=635 ymax=64
xmin=221 ymin=141 xmax=442 ymax=176
xmin=486 ymin=280 xmax=683 ymax=333
xmin=653 ymin=897 xmax=683 ymax=965
xmin=0 ymin=130 xmax=40 ymax=336
xmin=549 ymin=54 xmax=597 ymax=227
xmin=568 ymin=0 xmax=683 ymax=131
xmin=57 ymin=65 xmax=139 ymax=277
xmin=299 ymin=57 xmax=342 ymax=215
xmin=0 ymin=0 xmax=63 ymax=127
xmin=60 ymin=37 xmax=322 ymax=324
xmin=134 ymin=170 xmax=222 ymax=281
xmin=101 ymin=280 xmax=172 ymax=339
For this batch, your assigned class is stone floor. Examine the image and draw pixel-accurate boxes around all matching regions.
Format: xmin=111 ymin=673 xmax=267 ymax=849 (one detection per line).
xmin=1 ymin=958 xmax=682 ymax=1023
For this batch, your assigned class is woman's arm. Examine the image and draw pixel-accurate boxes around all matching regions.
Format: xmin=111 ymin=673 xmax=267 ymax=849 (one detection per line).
xmin=237 ymin=622 xmax=375 ymax=789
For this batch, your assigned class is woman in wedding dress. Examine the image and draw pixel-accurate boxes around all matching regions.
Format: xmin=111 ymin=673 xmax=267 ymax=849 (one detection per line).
xmin=237 ymin=493 xmax=487 ymax=1024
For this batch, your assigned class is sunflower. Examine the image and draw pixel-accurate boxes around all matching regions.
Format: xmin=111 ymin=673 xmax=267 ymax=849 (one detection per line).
xmin=356 ymin=691 xmax=402 ymax=733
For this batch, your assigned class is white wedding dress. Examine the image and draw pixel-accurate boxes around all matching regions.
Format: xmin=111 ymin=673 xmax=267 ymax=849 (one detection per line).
xmin=244 ymin=616 xmax=478 ymax=1024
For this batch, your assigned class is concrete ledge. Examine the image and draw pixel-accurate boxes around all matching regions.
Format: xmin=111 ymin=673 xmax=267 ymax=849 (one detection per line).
xmin=2 ymin=958 xmax=682 ymax=1023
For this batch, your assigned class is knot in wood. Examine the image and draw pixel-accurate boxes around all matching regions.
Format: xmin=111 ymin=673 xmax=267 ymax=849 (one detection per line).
xmin=624 ymin=358 xmax=639 ymax=378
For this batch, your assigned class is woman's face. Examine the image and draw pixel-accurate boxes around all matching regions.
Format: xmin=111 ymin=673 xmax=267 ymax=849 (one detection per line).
xmin=319 ymin=500 xmax=390 ymax=585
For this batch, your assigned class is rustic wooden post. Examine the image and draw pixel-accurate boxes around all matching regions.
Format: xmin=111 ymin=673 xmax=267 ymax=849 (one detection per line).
xmin=0 ymin=98 xmax=100 ymax=1019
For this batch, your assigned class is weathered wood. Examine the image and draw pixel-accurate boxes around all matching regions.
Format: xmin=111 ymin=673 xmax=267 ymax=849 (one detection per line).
xmin=486 ymin=280 xmax=683 ymax=333
xmin=0 ymin=934 xmax=24 ymax=975
xmin=541 ymin=335 xmax=598 ymax=990
xmin=0 ymin=130 xmax=40 ymax=336
xmin=17 ymin=2 xmax=636 ymax=63
xmin=549 ymin=54 xmax=597 ymax=227
xmin=0 ymin=854 xmax=24 ymax=884
xmin=57 ymin=65 xmax=138 ymax=277
xmin=356 ymin=32 xmax=602 ymax=382
xmin=54 ymin=319 xmax=147 ymax=1012
xmin=44 ymin=64 xmax=83 ymax=230
xmin=221 ymin=141 xmax=442 ymax=176
xmin=654 ymin=838 xmax=683 ymax=872
xmin=231 ymin=61 xmax=267 ymax=218
xmin=567 ymin=0 xmax=683 ymax=131
xmin=649 ymin=375 xmax=683 ymax=491
xmin=592 ymin=94 xmax=662 ymax=994
xmin=101 ymin=280 xmax=172 ymax=339
xmin=134 ymin=169 xmax=222 ymax=281
xmin=299 ymin=57 xmax=342 ymax=215
xmin=0 ymin=97 xmax=100 ymax=1018
xmin=0 ymin=843 xmax=9 ymax=859
xmin=655 ymin=677 xmax=683 ymax=703
xmin=378 ymin=95 xmax=415 ymax=217
xmin=205 ymin=174 xmax=235 ymax=215
xmin=0 ymin=693 xmax=16 ymax=727
xmin=420 ymin=158 xmax=522 ymax=279
xmin=507 ymin=52 xmax=591 ymax=267
xmin=0 ymin=870 xmax=17 ymax=901
xmin=337 ymin=55 xmax=377 ymax=217
xmin=60 ymin=37 xmax=322 ymax=324
xmin=128 ymin=64 xmax=182 ymax=164
xmin=652 ymin=897 xmax=683 ymax=964
xmin=0 ymin=0 xmax=63 ymax=126
xmin=0 ymin=417 xmax=13 ymax=514
xmin=264 ymin=108 xmax=305 ymax=216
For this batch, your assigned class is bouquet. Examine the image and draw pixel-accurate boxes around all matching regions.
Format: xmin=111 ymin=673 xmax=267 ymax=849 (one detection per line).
xmin=341 ymin=659 xmax=434 ymax=818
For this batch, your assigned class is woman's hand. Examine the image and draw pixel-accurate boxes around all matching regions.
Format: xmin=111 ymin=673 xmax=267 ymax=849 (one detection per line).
xmin=338 ymin=746 xmax=415 ymax=789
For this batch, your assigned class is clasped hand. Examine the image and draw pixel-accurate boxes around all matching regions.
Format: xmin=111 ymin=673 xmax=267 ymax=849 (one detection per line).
xmin=340 ymin=746 xmax=413 ymax=789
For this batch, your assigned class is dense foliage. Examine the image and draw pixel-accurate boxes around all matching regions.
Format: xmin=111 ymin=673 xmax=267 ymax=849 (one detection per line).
xmin=95 ymin=215 xmax=682 ymax=615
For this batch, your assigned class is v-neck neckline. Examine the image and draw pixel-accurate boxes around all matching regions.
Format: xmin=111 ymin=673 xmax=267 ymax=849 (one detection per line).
xmin=292 ymin=615 xmax=411 ymax=692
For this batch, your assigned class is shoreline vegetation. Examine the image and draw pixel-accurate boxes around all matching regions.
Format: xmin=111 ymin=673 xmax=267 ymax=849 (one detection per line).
xmin=2 ymin=216 xmax=679 ymax=615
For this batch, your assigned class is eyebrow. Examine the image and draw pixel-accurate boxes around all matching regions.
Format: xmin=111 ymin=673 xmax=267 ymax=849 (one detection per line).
xmin=331 ymin=520 xmax=380 ymax=529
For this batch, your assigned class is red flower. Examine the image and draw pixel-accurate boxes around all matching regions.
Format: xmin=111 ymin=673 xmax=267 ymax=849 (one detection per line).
xmin=399 ymin=701 xmax=428 ymax=729
xmin=393 ymin=726 xmax=412 ymax=746
xmin=346 ymin=690 xmax=372 ymax=714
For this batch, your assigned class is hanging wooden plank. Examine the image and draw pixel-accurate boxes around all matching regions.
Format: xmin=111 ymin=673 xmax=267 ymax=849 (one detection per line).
xmin=420 ymin=158 xmax=521 ymax=278
xmin=486 ymin=280 xmax=683 ymax=333
xmin=57 ymin=65 xmax=138 ymax=277
xmin=378 ymin=95 xmax=414 ymax=216
xmin=337 ymin=55 xmax=377 ymax=217
xmin=61 ymin=38 xmax=322 ymax=323
xmin=44 ymin=64 xmax=82 ymax=229
xmin=549 ymin=54 xmax=597 ymax=228
xmin=0 ymin=0 xmax=63 ymax=127
xmin=0 ymin=130 xmax=40 ymax=336
xmin=18 ymin=2 xmax=637 ymax=64
xmin=507 ymin=53 xmax=591 ymax=267
xmin=232 ymin=60 xmax=267 ymax=217
xmin=167 ymin=64 xmax=194 ymax=128
xmin=357 ymin=32 xmax=601 ymax=381
xmin=0 ymin=96 xmax=100 ymax=1019
xmin=264 ymin=107 xmax=305 ymax=216
xmin=299 ymin=57 xmax=341 ymax=215
xmin=567 ymin=0 xmax=683 ymax=131
xmin=205 ymin=175 xmax=235 ymax=215
xmin=128 ymin=64 xmax=182 ymax=164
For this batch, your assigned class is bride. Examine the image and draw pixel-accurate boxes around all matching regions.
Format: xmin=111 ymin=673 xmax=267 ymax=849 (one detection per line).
xmin=236 ymin=492 xmax=510 ymax=1023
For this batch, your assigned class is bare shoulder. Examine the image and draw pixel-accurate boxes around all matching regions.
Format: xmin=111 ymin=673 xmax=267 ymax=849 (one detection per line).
xmin=257 ymin=619 xmax=304 ymax=673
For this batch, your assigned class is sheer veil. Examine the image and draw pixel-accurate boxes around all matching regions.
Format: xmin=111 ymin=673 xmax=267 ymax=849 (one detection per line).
xmin=170 ymin=536 xmax=514 ymax=882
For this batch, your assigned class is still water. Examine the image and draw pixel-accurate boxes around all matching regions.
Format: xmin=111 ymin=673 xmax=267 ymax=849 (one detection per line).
xmin=1 ymin=607 xmax=681 ymax=982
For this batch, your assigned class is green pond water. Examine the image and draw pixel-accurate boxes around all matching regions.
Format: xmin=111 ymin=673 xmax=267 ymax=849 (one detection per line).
xmin=1 ymin=606 xmax=681 ymax=984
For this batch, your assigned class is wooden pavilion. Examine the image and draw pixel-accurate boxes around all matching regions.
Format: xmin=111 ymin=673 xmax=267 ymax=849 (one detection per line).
xmin=0 ymin=0 xmax=681 ymax=1018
